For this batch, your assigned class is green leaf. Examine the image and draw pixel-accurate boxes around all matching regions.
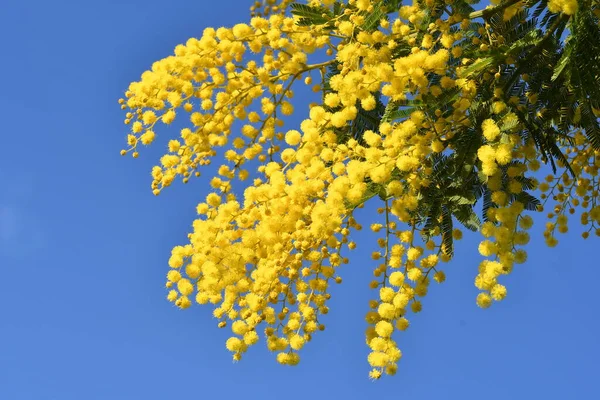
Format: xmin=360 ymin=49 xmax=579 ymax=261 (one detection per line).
xmin=453 ymin=206 xmax=481 ymax=232
xmin=361 ymin=1 xmax=387 ymax=32
xmin=290 ymin=3 xmax=333 ymax=26
xmin=482 ymin=188 xmax=494 ymax=223
xmin=512 ymin=191 xmax=540 ymax=211
xmin=551 ymin=40 xmax=573 ymax=82
xmin=459 ymin=55 xmax=499 ymax=79
xmin=447 ymin=195 xmax=476 ymax=206
xmin=382 ymin=107 xmax=416 ymax=123
xmin=441 ymin=206 xmax=454 ymax=258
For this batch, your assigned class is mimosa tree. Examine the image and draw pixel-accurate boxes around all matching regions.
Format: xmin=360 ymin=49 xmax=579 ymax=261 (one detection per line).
xmin=119 ymin=0 xmax=600 ymax=379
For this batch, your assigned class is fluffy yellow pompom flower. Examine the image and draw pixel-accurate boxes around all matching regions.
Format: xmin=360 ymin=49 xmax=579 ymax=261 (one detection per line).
xmin=167 ymin=270 xmax=181 ymax=282
xmin=281 ymin=102 xmax=294 ymax=115
xmin=375 ymin=321 xmax=394 ymax=338
xmin=140 ymin=130 xmax=156 ymax=145
xmin=395 ymin=318 xmax=409 ymax=331
xmin=368 ymin=351 xmax=390 ymax=368
xmin=226 ymin=337 xmax=243 ymax=352
xmin=482 ymin=119 xmax=501 ymax=141
xmin=406 ymin=247 xmax=422 ymax=261
xmin=162 ymin=110 xmax=176 ymax=124
xmin=518 ymin=215 xmax=534 ymax=229
xmin=142 ymin=110 xmax=157 ymax=125
xmin=177 ymin=279 xmax=194 ymax=296
xmin=290 ymin=334 xmax=306 ymax=350
xmin=411 ymin=301 xmax=422 ymax=313
xmin=391 ymin=292 xmax=408 ymax=308
xmin=433 ymin=271 xmax=446 ymax=283
xmin=377 ymin=303 xmax=396 ymax=319
xmin=388 ymin=271 xmax=405 ymax=287
xmin=479 ymin=240 xmax=497 ymax=257
xmin=491 ymin=284 xmax=507 ymax=301
xmin=369 ymin=369 xmax=382 ymax=380
xmin=477 ymin=145 xmax=496 ymax=163
xmin=514 ymin=249 xmax=528 ymax=263
xmin=495 ymin=144 xmax=513 ymax=165
xmin=407 ymin=268 xmax=422 ymax=281
xmin=361 ymin=96 xmax=377 ymax=111
xmin=232 ymin=320 xmax=249 ymax=335
xmin=452 ymin=229 xmax=463 ymax=240
xmin=185 ymin=265 xmax=200 ymax=281
xmin=285 ymin=130 xmax=302 ymax=146
xmin=379 ymin=287 xmax=395 ymax=303
xmin=369 ymin=337 xmax=387 ymax=352
xmin=356 ymin=0 xmax=372 ymax=12
xmin=492 ymin=101 xmax=506 ymax=114
xmin=167 ymin=290 xmax=178 ymax=302
xmin=243 ymin=331 xmax=259 ymax=346
xmin=548 ymin=0 xmax=578 ymax=15
xmin=206 ymin=193 xmax=221 ymax=207
xmin=132 ymin=121 xmax=143 ymax=133
xmin=476 ymin=293 xmax=492 ymax=308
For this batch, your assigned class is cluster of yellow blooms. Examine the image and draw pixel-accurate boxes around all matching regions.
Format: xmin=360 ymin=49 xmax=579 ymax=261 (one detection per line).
xmin=547 ymin=0 xmax=579 ymax=15
xmin=539 ymin=132 xmax=600 ymax=243
xmin=119 ymin=0 xmax=599 ymax=379
xmin=250 ymin=0 xmax=296 ymax=16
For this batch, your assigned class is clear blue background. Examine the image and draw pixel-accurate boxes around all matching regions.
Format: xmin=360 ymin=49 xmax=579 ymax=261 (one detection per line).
xmin=1 ymin=1 xmax=598 ymax=399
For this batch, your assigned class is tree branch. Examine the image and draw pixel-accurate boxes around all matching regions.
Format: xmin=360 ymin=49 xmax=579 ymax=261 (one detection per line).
xmin=503 ymin=13 xmax=570 ymax=94
xmin=469 ymin=0 xmax=522 ymax=20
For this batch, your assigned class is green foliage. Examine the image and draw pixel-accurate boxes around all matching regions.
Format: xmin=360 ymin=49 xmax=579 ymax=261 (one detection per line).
xmin=290 ymin=3 xmax=335 ymax=27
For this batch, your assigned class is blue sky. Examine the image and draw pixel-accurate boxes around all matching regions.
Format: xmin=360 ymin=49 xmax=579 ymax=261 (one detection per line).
xmin=0 ymin=1 xmax=598 ymax=399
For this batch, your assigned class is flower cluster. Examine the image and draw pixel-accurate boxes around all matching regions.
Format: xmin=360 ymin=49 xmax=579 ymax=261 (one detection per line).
xmin=119 ymin=0 xmax=599 ymax=378
xmin=547 ymin=0 xmax=579 ymax=15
